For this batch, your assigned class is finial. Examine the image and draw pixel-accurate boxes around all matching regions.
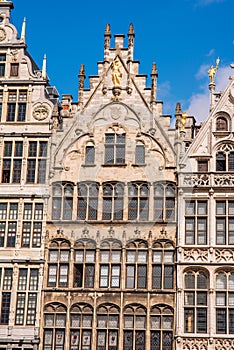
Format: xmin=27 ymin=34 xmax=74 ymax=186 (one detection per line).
xmin=105 ymin=23 xmax=111 ymax=35
xmin=128 ymin=23 xmax=135 ymax=36
xmin=176 ymin=102 xmax=181 ymax=114
xmin=42 ymin=54 xmax=47 ymax=79
xmin=104 ymin=24 xmax=111 ymax=53
xmin=151 ymin=62 xmax=158 ymax=76
xmin=79 ymin=63 xmax=85 ymax=77
xmin=208 ymin=57 xmax=220 ymax=84
xmin=20 ymin=17 xmax=26 ymax=42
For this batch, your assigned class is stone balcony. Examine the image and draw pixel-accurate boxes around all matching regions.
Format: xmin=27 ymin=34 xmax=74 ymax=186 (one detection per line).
xmin=180 ymin=172 xmax=234 ymax=187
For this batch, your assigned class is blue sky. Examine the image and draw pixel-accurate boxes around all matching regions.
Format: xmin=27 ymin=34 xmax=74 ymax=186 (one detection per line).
xmin=12 ymin=0 xmax=234 ymax=123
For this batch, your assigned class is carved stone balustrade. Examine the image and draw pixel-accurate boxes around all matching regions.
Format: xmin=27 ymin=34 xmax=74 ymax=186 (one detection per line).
xmin=181 ymin=172 xmax=234 ymax=187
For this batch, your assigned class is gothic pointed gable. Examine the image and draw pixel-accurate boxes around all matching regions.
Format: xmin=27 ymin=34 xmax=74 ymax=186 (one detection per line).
xmin=180 ymin=73 xmax=234 ymax=175
xmin=52 ymin=25 xmax=176 ymax=174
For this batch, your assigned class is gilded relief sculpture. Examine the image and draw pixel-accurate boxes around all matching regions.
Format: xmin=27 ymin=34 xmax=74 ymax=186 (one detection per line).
xmin=111 ymin=57 xmax=122 ymax=87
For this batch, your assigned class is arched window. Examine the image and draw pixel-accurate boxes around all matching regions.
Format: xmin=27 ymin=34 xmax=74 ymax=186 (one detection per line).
xmin=128 ymin=183 xmax=149 ymax=221
xmin=102 ymin=183 xmax=124 ymax=221
xmin=126 ymin=240 xmax=148 ymax=289
xmin=216 ymin=144 xmax=234 ymax=171
xmin=73 ymin=239 xmax=96 ymax=288
xmin=97 ymin=304 xmax=120 ymax=350
xmin=152 ymin=241 xmax=174 ymax=290
xmin=70 ymin=304 xmax=93 ymax=350
xmin=184 ymin=270 xmax=208 ymax=333
xmin=216 ymin=271 xmax=234 ymax=334
xmin=77 ymin=182 xmax=99 ymax=220
xmin=150 ymin=305 xmax=174 ymax=350
xmin=43 ymin=303 xmax=67 ymax=350
xmin=135 ymin=143 xmax=145 ymax=164
xmin=216 ymin=117 xmax=228 ymax=131
xmin=85 ymin=144 xmax=95 ymax=165
xmin=154 ymin=183 xmax=175 ymax=222
xmin=52 ymin=182 xmax=74 ymax=220
xmin=99 ymin=239 xmax=122 ymax=288
xmin=123 ymin=305 xmax=146 ymax=350
xmin=47 ymin=240 xmax=70 ymax=288
xmin=104 ymin=131 xmax=125 ymax=165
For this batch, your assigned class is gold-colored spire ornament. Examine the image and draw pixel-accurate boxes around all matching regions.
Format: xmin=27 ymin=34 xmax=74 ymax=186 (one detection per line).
xmin=180 ymin=111 xmax=188 ymax=131
xmin=111 ymin=57 xmax=122 ymax=87
xmin=208 ymin=57 xmax=220 ymax=84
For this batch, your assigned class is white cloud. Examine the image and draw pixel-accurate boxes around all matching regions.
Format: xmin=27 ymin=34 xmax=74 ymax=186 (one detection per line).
xmin=188 ymin=65 xmax=232 ymax=123
xmin=206 ymin=49 xmax=215 ymax=57
xmin=158 ymin=81 xmax=171 ymax=99
xmin=196 ymin=0 xmax=225 ymax=5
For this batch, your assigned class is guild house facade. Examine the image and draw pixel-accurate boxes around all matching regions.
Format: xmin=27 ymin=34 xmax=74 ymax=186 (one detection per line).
xmin=0 ymin=1 xmax=234 ymax=350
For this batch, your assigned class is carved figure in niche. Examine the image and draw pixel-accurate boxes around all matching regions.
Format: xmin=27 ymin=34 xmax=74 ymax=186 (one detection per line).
xmin=111 ymin=58 xmax=122 ymax=87
xmin=32 ymin=104 xmax=49 ymax=121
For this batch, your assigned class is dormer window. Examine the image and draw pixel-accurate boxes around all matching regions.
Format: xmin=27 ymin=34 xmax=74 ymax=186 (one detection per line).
xmin=216 ymin=117 xmax=228 ymax=131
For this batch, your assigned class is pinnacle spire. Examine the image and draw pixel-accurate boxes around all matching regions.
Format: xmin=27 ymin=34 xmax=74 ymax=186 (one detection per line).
xmin=128 ymin=23 xmax=135 ymax=36
xmin=20 ymin=17 xmax=26 ymax=42
xmin=42 ymin=54 xmax=47 ymax=79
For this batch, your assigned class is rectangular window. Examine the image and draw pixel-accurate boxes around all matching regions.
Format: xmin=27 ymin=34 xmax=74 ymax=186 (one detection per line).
xmin=7 ymin=103 xmax=16 ymax=121
xmin=185 ymin=201 xmax=207 ymax=245
xmin=18 ymin=269 xmax=27 ymax=290
xmin=0 ymin=292 xmax=11 ymax=324
xmin=3 ymin=269 xmax=12 ymax=290
xmin=198 ymin=160 xmax=208 ymax=172
xmin=0 ymin=54 xmax=6 ymax=77
xmin=216 ymin=201 xmax=234 ymax=245
xmin=7 ymin=221 xmax=16 ymax=247
xmin=105 ymin=133 xmax=125 ymax=164
xmin=17 ymin=103 xmax=26 ymax=121
xmin=15 ymin=293 xmax=26 ymax=325
xmin=26 ymin=293 xmax=37 ymax=325
xmin=216 ymin=309 xmax=226 ymax=333
xmin=10 ymin=63 xmax=19 ymax=77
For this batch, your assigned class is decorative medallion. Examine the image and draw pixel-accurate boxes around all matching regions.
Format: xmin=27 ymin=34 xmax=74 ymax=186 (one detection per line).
xmin=0 ymin=27 xmax=6 ymax=41
xmin=32 ymin=103 xmax=50 ymax=121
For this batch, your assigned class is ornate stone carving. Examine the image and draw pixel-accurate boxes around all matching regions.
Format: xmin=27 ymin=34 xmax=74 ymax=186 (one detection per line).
xmin=215 ymin=248 xmax=234 ymax=262
xmin=184 ymin=248 xmax=208 ymax=262
xmin=214 ymin=173 xmax=234 ymax=186
xmin=183 ymin=338 xmax=208 ymax=350
xmin=0 ymin=28 xmax=6 ymax=41
xmin=183 ymin=174 xmax=210 ymax=186
xmin=215 ymin=338 xmax=234 ymax=350
xmin=32 ymin=103 xmax=50 ymax=120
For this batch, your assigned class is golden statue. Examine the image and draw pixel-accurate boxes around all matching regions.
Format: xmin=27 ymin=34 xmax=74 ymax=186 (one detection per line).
xmin=208 ymin=57 xmax=220 ymax=84
xmin=111 ymin=58 xmax=122 ymax=87
xmin=180 ymin=112 xmax=188 ymax=131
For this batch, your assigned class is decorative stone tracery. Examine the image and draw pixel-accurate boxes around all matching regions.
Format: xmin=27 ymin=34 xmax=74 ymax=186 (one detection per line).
xmin=183 ymin=338 xmax=208 ymax=350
